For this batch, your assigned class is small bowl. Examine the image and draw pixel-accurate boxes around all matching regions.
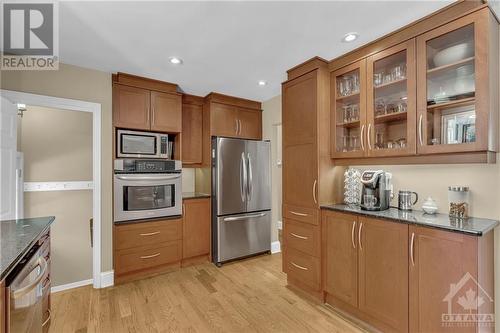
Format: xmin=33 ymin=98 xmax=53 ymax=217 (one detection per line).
xmin=422 ymin=206 xmax=438 ymax=215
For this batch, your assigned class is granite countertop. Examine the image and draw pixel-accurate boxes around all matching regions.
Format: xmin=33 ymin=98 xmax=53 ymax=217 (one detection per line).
xmin=321 ymin=204 xmax=498 ymax=236
xmin=1 ymin=216 xmax=55 ymax=280
xmin=182 ymin=192 xmax=211 ymax=200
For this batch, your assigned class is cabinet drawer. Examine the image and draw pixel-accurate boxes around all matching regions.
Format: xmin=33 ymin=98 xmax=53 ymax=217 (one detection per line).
xmin=284 ymin=219 xmax=320 ymax=257
xmin=115 ymin=240 xmax=182 ymax=275
xmin=283 ymin=204 xmax=318 ymax=225
xmin=115 ymin=218 xmax=182 ymax=250
xmin=285 ymin=247 xmax=320 ymax=291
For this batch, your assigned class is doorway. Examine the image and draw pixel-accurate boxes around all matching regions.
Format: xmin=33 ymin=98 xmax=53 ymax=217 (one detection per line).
xmin=1 ymin=90 xmax=104 ymax=288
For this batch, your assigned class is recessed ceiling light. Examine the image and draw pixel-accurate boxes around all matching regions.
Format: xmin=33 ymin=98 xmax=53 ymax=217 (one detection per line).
xmin=342 ymin=32 xmax=359 ymax=43
xmin=258 ymin=80 xmax=267 ymax=86
xmin=168 ymin=57 xmax=183 ymax=65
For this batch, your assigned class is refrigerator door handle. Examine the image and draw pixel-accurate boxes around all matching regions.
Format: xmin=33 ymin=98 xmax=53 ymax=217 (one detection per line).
xmin=240 ymin=152 xmax=247 ymax=202
xmin=247 ymin=153 xmax=253 ymax=201
xmin=223 ymin=212 xmax=267 ymax=222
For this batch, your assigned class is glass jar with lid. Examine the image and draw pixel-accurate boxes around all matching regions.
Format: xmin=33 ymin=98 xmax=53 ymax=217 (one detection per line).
xmin=448 ymin=186 xmax=469 ymax=218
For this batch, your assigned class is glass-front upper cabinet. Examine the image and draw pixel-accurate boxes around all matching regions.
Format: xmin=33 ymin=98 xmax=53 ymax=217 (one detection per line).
xmin=331 ymin=60 xmax=366 ymax=158
xmin=416 ymin=10 xmax=490 ymax=155
xmin=366 ymin=40 xmax=416 ymax=157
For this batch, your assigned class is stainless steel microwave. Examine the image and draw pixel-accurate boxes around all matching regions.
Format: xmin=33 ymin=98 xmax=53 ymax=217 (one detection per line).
xmin=117 ymin=129 xmax=169 ymax=159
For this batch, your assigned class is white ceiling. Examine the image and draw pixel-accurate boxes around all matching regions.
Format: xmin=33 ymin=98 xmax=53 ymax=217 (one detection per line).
xmin=60 ymin=1 xmax=452 ymax=102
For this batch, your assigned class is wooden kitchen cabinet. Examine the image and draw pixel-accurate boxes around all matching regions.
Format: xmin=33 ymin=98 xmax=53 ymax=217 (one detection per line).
xmin=112 ymin=73 xmax=182 ymax=133
xmin=367 ymin=39 xmax=417 ymax=158
xmin=357 ymin=216 xmax=408 ymax=333
xmin=282 ymin=58 xmax=336 ymax=297
xmin=182 ymin=95 xmax=204 ymax=165
xmin=237 ymin=107 xmax=262 ymax=139
xmin=1 ymin=280 xmax=4 ymax=333
xmin=323 ymin=211 xmax=409 ymax=333
xmin=324 ymin=211 xmax=358 ymax=308
xmin=210 ymin=103 xmax=239 ymax=137
xmin=151 ymin=91 xmax=182 ymax=133
xmin=113 ymin=83 xmax=151 ymax=131
xmin=409 ymin=225 xmax=493 ymax=333
xmin=328 ymin=5 xmax=498 ymax=165
xmin=416 ymin=8 xmax=498 ymax=156
xmin=182 ymin=198 xmax=210 ymax=260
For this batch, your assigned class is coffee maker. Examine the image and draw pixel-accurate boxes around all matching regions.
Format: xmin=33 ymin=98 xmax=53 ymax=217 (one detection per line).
xmin=360 ymin=170 xmax=392 ymax=211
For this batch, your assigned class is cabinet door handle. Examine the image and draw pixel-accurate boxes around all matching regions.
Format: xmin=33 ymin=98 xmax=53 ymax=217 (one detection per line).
xmin=358 ymin=222 xmax=363 ymax=250
xmin=139 ymin=231 xmax=160 ymax=236
xmin=367 ymin=124 xmax=372 ymax=150
xmin=140 ymin=253 xmax=161 ymax=259
xmin=351 ymin=221 xmax=356 ymax=249
xmin=312 ymin=180 xmax=318 ymax=204
xmin=290 ymin=232 xmax=308 ymax=240
xmin=290 ymin=211 xmax=308 ymax=217
xmin=238 ymin=119 xmax=242 ymax=135
xmin=183 ymin=203 xmax=186 ymax=215
xmin=42 ymin=309 xmax=51 ymax=327
xmin=360 ymin=125 xmax=365 ymax=151
xmin=235 ymin=119 xmax=239 ymax=134
xmin=418 ymin=114 xmax=423 ymax=146
xmin=410 ymin=232 xmax=415 ymax=266
xmin=291 ymin=262 xmax=308 ymax=271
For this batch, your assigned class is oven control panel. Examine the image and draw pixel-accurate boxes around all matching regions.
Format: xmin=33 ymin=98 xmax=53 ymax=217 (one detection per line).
xmin=114 ymin=159 xmax=181 ymax=173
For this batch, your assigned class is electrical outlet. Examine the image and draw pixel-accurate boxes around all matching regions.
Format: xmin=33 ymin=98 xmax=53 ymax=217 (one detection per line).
xmin=277 ymin=220 xmax=283 ymax=230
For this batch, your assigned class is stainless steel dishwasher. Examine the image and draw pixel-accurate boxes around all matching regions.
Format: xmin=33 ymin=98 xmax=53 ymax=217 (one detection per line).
xmin=7 ymin=247 xmax=48 ymax=333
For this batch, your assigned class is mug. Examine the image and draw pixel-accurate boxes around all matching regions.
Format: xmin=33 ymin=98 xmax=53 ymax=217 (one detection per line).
xmin=398 ymin=190 xmax=418 ymax=211
xmin=363 ymin=194 xmax=378 ymax=208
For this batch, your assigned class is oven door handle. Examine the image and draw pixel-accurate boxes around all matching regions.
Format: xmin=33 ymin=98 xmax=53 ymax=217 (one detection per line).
xmin=12 ymin=257 xmax=48 ymax=299
xmin=115 ymin=174 xmax=181 ymax=181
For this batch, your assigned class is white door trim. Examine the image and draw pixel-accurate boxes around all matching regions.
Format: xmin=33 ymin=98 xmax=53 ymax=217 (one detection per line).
xmin=0 ymin=89 xmax=104 ymax=288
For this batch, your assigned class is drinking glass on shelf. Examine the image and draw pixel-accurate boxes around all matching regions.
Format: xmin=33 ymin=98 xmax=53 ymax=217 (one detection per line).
xmin=396 ymin=101 xmax=407 ymax=113
xmin=340 ymin=76 xmax=352 ymax=96
xmin=375 ymin=99 xmax=386 ymax=116
xmin=342 ymin=136 xmax=349 ymax=152
xmin=384 ymin=73 xmax=392 ymax=84
xmin=374 ymin=72 xmax=384 ymax=86
xmin=351 ymin=74 xmax=360 ymax=93
xmin=375 ymin=132 xmax=385 ymax=149
xmin=342 ymin=105 xmax=351 ymax=123
xmin=351 ymin=104 xmax=359 ymax=121
xmin=391 ymin=63 xmax=406 ymax=81
xmin=386 ymin=103 xmax=396 ymax=114
xmin=351 ymin=136 xmax=359 ymax=151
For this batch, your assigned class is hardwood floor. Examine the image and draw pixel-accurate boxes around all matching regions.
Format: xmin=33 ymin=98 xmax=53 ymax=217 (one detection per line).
xmin=49 ymin=253 xmax=365 ymax=333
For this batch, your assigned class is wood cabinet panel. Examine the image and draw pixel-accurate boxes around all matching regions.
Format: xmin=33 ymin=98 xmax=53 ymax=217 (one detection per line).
xmin=113 ymin=84 xmax=150 ymax=130
xmin=0 ymin=280 xmax=4 ymax=333
xmin=182 ymin=198 xmax=210 ymax=259
xmin=324 ymin=210 xmax=358 ymax=308
xmin=237 ymin=108 xmax=262 ymax=140
xmin=115 ymin=240 xmax=182 ymax=276
xmin=283 ymin=204 xmax=318 ymax=226
xmin=284 ymin=218 xmax=320 ymax=257
xmin=358 ymin=217 xmax=408 ymax=333
xmin=114 ymin=219 xmax=182 ymax=251
xmin=182 ymin=103 xmax=203 ymax=164
xmin=283 ymin=144 xmax=317 ymax=209
xmin=282 ymin=70 xmax=317 ymax=146
xmin=409 ymin=226 xmax=478 ymax=333
xmin=285 ymin=247 xmax=321 ymax=291
xmin=210 ymin=103 xmax=239 ymax=137
xmin=151 ymin=91 xmax=182 ymax=133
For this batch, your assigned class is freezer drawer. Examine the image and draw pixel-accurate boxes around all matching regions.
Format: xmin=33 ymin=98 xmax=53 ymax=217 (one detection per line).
xmin=215 ymin=211 xmax=271 ymax=263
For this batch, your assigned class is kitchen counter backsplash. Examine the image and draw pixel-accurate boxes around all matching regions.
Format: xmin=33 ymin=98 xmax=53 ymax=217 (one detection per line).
xmin=321 ymin=204 xmax=498 ymax=236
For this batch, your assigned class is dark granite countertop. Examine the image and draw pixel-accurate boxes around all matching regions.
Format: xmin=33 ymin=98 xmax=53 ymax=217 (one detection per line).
xmin=321 ymin=204 xmax=498 ymax=236
xmin=1 ymin=216 xmax=55 ymax=280
xmin=182 ymin=192 xmax=211 ymax=200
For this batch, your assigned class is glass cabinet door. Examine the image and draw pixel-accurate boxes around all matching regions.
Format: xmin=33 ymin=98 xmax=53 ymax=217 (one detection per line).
xmin=366 ymin=40 xmax=416 ymax=157
xmin=331 ymin=60 xmax=366 ymax=158
xmin=417 ymin=11 xmax=488 ymax=154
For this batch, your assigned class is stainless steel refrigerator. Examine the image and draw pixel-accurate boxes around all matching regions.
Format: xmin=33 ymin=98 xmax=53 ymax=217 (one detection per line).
xmin=211 ymin=137 xmax=271 ymax=266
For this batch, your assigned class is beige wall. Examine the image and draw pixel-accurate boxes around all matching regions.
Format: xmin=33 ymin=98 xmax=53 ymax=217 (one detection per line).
xmin=262 ymin=95 xmax=282 ymax=243
xmin=1 ymin=63 xmax=114 ymax=272
xmin=20 ymin=106 xmax=93 ymax=286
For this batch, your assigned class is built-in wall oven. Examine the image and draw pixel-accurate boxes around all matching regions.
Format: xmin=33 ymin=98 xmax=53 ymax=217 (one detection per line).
xmin=114 ymin=159 xmax=182 ymax=222
xmin=116 ymin=129 xmax=170 ymax=159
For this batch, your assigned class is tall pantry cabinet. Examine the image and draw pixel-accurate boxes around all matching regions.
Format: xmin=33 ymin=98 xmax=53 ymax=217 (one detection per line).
xmin=281 ymin=57 xmax=340 ymax=296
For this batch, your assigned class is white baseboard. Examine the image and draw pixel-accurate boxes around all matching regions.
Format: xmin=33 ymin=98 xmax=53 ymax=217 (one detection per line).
xmin=51 ymin=278 xmax=93 ymax=293
xmin=271 ymin=241 xmax=281 ymax=254
xmin=100 ymin=270 xmax=114 ymax=288
xmin=51 ymin=270 xmax=114 ymax=293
